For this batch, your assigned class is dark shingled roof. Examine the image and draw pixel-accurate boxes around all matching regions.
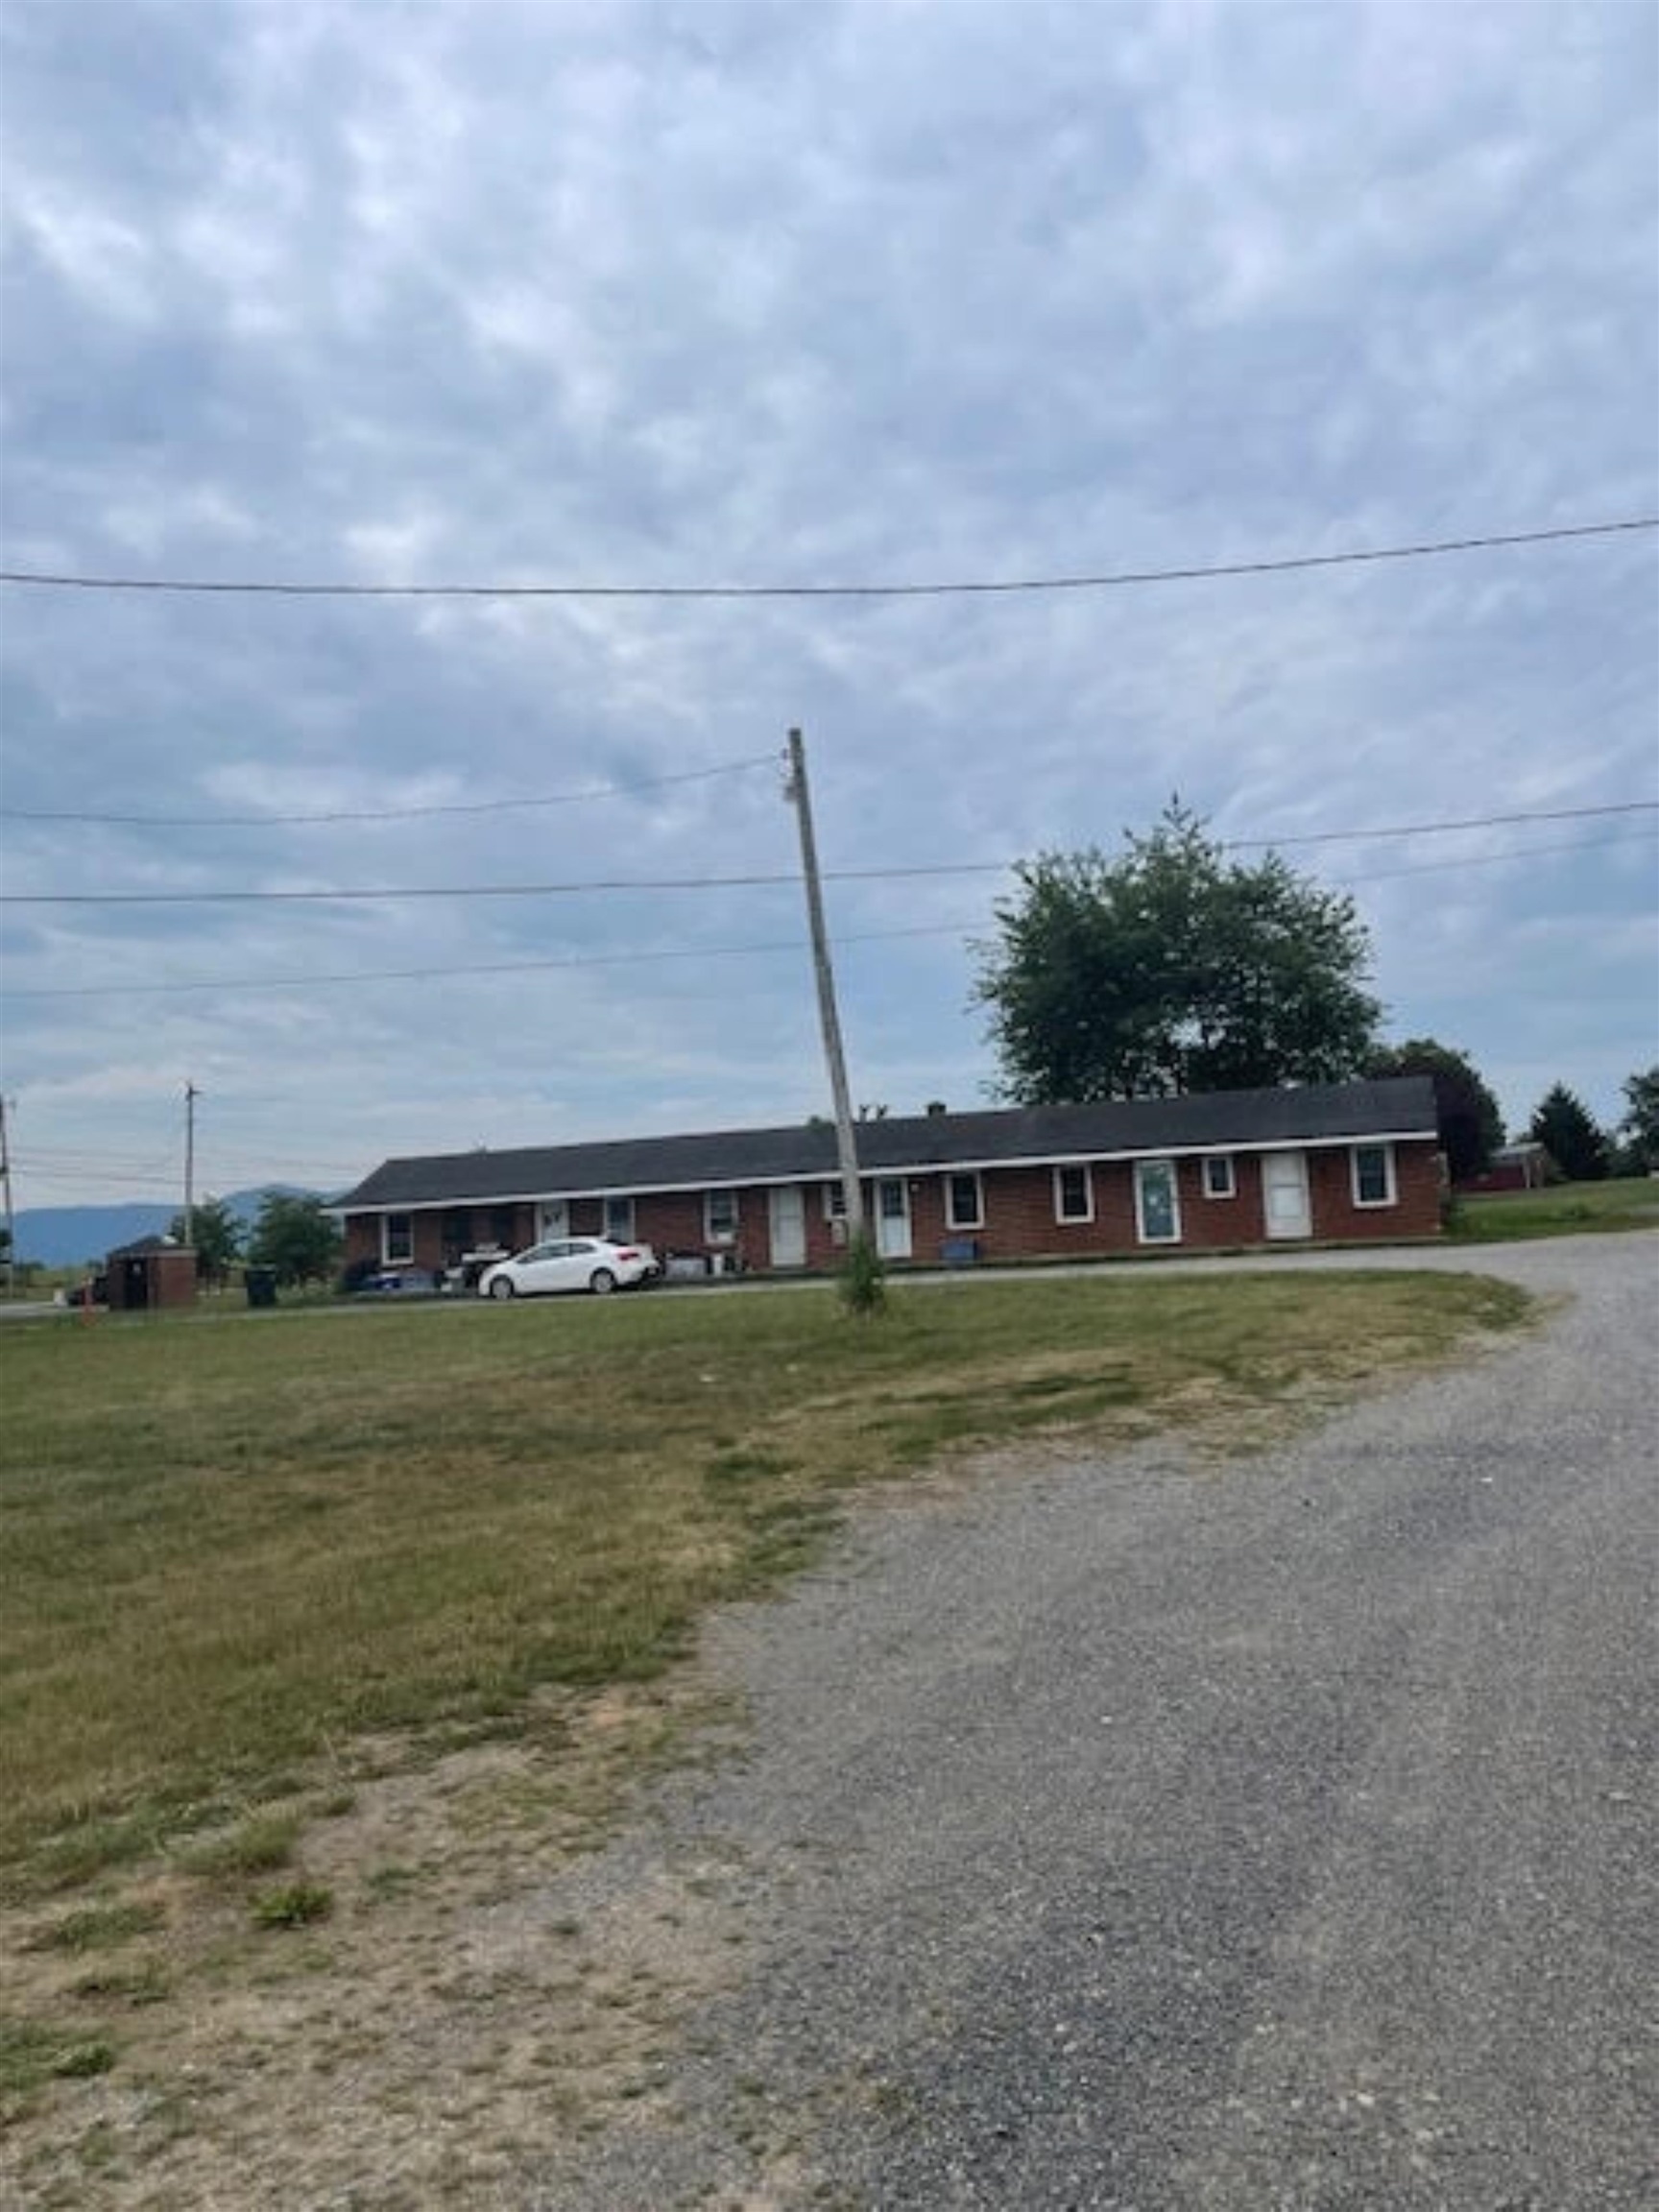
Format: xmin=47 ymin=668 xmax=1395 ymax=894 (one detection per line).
xmin=334 ymin=1077 xmax=1437 ymax=1212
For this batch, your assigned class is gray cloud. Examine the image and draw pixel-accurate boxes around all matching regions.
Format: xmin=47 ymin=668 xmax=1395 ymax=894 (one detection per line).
xmin=2 ymin=0 xmax=1655 ymax=1202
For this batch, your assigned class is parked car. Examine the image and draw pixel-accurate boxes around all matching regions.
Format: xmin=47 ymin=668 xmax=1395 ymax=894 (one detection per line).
xmin=477 ymin=1237 xmax=659 ymax=1299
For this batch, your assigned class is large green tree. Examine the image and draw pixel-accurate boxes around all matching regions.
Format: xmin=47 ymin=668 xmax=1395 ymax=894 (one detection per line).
xmin=1616 ymin=1065 xmax=1659 ymax=1172
xmin=168 ymin=1194 xmax=243 ymax=1289
xmin=246 ymin=1192 xmax=342 ymax=1286
xmin=974 ymin=804 xmax=1382 ymax=1102
xmin=1527 ymin=1083 xmax=1609 ymax=1183
xmin=1365 ymin=1038 xmax=1504 ymax=1183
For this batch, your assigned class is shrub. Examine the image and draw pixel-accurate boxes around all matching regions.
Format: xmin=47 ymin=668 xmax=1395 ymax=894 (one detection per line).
xmin=837 ymin=1227 xmax=888 ymax=1318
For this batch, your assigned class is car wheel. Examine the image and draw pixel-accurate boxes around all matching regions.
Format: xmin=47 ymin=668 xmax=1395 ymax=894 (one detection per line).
xmin=489 ymin=1276 xmax=516 ymax=1300
xmin=589 ymin=1267 xmax=617 ymax=1295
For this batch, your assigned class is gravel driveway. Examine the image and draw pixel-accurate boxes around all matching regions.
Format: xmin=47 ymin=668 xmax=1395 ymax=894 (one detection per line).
xmin=534 ymin=1235 xmax=1657 ymax=2210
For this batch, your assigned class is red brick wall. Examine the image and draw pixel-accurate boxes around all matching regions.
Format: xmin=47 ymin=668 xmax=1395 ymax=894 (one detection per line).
xmin=106 ymin=1250 xmax=199 ymax=1310
xmin=1307 ymin=1141 xmax=1442 ymax=1241
xmin=339 ymin=1139 xmax=1440 ymax=1281
xmin=343 ymin=1205 xmax=531 ymax=1273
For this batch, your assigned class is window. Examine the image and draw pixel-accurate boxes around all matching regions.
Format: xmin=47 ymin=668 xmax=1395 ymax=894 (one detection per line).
xmin=1054 ymin=1165 xmax=1094 ymax=1223
xmin=705 ymin=1190 xmax=739 ymax=1243
xmin=1203 ymin=1155 xmax=1237 ymax=1199
xmin=383 ymin=1212 xmax=414 ymax=1264
xmin=1134 ymin=1159 xmax=1182 ymax=1244
xmin=604 ymin=1195 xmax=636 ymax=1242
xmin=1351 ymin=1143 xmax=1396 ymax=1207
xmin=945 ymin=1171 xmax=983 ymax=1230
xmin=491 ymin=1206 xmax=517 ymax=1251
xmin=823 ymin=1183 xmax=848 ymax=1220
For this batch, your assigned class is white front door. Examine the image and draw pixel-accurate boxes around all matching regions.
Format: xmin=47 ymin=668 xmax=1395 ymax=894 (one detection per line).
xmin=1262 ymin=1151 xmax=1312 ymax=1239
xmin=537 ymin=1198 xmax=569 ymax=1241
xmin=875 ymin=1178 xmax=912 ymax=1261
xmin=769 ymin=1186 xmax=806 ymax=1268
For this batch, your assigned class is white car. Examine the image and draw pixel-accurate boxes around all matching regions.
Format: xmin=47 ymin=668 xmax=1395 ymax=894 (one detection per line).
xmin=477 ymin=1236 xmax=659 ymax=1300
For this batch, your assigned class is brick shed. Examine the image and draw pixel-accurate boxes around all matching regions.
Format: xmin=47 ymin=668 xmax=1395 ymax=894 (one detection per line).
xmin=104 ymin=1236 xmax=198 ymax=1311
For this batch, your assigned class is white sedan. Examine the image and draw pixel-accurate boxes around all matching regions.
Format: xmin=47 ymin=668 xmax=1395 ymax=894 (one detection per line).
xmin=477 ymin=1237 xmax=659 ymax=1300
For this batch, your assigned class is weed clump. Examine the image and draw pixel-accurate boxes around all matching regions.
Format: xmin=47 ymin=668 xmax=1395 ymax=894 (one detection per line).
xmin=836 ymin=1227 xmax=888 ymax=1318
xmin=250 ymin=1880 xmax=333 ymax=1930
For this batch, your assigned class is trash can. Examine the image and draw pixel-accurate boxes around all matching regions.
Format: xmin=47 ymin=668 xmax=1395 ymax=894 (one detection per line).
xmin=245 ymin=1266 xmax=278 ymax=1310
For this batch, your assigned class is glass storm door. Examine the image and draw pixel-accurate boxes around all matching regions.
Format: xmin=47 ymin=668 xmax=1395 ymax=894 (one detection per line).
xmin=875 ymin=1178 xmax=912 ymax=1261
xmin=1134 ymin=1159 xmax=1182 ymax=1244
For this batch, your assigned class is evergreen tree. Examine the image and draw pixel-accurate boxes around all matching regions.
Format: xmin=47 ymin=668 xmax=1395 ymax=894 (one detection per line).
xmin=1616 ymin=1066 xmax=1659 ymax=1172
xmin=1527 ymin=1084 xmax=1609 ymax=1183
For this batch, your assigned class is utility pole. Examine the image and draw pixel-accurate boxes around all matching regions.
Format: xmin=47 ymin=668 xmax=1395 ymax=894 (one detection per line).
xmin=783 ymin=729 xmax=865 ymax=1240
xmin=182 ymin=1081 xmax=199 ymax=1252
xmin=0 ymin=1095 xmax=14 ymax=1300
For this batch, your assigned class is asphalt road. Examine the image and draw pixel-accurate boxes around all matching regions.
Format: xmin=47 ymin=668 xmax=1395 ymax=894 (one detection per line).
xmin=539 ymin=1235 xmax=1657 ymax=2209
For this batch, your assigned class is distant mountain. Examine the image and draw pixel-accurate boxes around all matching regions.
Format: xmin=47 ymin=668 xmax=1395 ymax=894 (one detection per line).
xmin=12 ymin=1187 xmax=324 ymax=1268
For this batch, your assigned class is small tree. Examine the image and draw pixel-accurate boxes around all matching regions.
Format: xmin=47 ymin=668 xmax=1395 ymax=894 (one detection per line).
xmin=169 ymin=1195 xmax=243 ymax=1290
xmin=836 ymin=1226 xmax=888 ymax=1317
xmin=1366 ymin=1038 xmax=1504 ymax=1183
xmin=1616 ymin=1066 xmax=1659 ymax=1173
xmin=1527 ymin=1084 xmax=1609 ymax=1184
xmin=247 ymin=1192 xmax=342 ymax=1287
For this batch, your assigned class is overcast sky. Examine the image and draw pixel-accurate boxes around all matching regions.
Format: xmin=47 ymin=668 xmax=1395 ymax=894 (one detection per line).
xmin=2 ymin=0 xmax=1655 ymax=1212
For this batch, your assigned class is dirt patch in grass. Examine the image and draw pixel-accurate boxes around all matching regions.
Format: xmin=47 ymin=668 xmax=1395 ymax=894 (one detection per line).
xmin=2 ymin=1675 xmax=745 ymax=2208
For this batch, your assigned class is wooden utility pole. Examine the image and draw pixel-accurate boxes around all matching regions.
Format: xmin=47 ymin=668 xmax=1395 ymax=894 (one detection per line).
xmin=783 ymin=729 xmax=865 ymax=1239
xmin=182 ymin=1081 xmax=199 ymax=1253
xmin=0 ymin=1095 xmax=14 ymax=1300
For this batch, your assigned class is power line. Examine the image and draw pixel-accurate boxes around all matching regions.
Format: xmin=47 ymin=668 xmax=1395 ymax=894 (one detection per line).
xmin=6 ymin=802 xmax=1654 ymax=905
xmin=1223 ymin=800 xmax=1659 ymax=848
xmin=0 ymin=752 xmax=779 ymax=828
xmin=1332 ymin=830 xmax=1659 ymax=886
xmin=2 ymin=926 xmax=948 ymax=999
xmin=2 ymin=871 xmax=812 ymax=905
xmin=7 ymin=833 xmax=1652 ymax=1001
xmin=1 ymin=517 xmax=1652 ymax=602
xmin=8 ymin=774 xmax=1651 ymax=844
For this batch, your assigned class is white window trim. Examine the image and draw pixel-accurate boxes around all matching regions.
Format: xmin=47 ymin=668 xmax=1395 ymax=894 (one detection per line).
xmin=1053 ymin=1163 xmax=1094 ymax=1224
xmin=944 ymin=1170 xmax=984 ymax=1231
xmin=1203 ymin=1154 xmax=1237 ymax=1199
xmin=705 ymin=1190 xmax=739 ymax=1243
xmin=823 ymin=1183 xmax=848 ymax=1220
xmin=1350 ymin=1142 xmax=1398 ymax=1208
xmin=1134 ymin=1158 xmax=1183 ymax=1245
xmin=382 ymin=1212 xmax=414 ymax=1264
xmin=603 ymin=1195 xmax=636 ymax=1241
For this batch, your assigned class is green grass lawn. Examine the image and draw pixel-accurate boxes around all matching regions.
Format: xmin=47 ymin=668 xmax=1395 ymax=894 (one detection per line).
xmin=1448 ymin=1174 xmax=1659 ymax=1242
xmin=0 ymin=1269 xmax=1532 ymax=1899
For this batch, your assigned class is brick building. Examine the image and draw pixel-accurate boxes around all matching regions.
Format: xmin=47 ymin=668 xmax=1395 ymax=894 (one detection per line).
xmin=333 ymin=1076 xmax=1443 ymax=1281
